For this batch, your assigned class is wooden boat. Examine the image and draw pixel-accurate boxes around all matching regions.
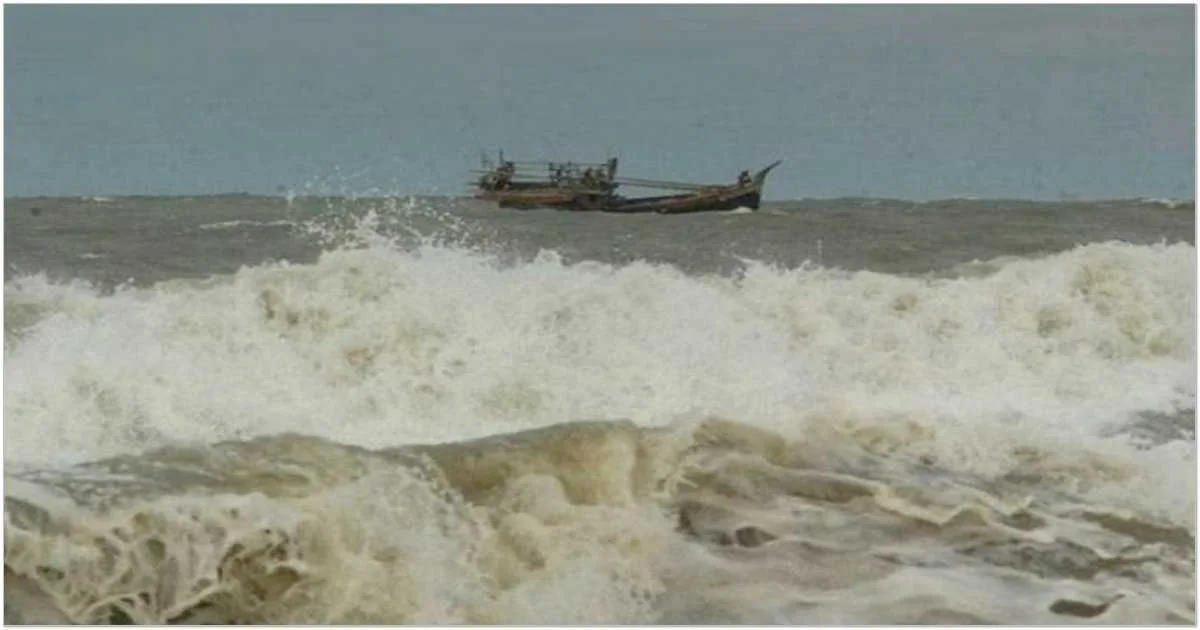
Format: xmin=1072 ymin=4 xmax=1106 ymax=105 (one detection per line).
xmin=606 ymin=162 xmax=780 ymax=214
xmin=473 ymin=152 xmax=780 ymax=214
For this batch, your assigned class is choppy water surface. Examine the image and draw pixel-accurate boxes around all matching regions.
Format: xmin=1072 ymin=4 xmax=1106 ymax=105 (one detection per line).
xmin=4 ymin=194 xmax=1195 ymax=624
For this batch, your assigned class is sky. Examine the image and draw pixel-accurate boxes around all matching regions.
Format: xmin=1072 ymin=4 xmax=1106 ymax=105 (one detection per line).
xmin=4 ymin=4 xmax=1195 ymax=200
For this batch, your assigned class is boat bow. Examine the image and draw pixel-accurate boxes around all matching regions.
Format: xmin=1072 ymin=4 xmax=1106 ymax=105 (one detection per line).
xmin=752 ymin=160 xmax=783 ymax=187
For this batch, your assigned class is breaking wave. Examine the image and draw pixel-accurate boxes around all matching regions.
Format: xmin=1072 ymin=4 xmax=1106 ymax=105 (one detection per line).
xmin=4 ymin=211 xmax=1195 ymax=623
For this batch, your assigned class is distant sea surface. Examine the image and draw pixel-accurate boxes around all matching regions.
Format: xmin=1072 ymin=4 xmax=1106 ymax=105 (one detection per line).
xmin=4 ymin=194 xmax=1195 ymax=623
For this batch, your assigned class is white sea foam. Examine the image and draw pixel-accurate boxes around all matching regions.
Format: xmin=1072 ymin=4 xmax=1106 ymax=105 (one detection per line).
xmin=1140 ymin=197 xmax=1191 ymax=209
xmin=3 ymin=236 xmax=1195 ymax=525
xmin=4 ymin=452 xmax=680 ymax=624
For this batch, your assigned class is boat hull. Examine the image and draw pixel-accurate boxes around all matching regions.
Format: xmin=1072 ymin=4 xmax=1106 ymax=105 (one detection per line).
xmin=477 ymin=189 xmax=584 ymax=209
xmin=611 ymin=189 xmax=761 ymax=214
xmin=477 ymin=190 xmax=759 ymax=213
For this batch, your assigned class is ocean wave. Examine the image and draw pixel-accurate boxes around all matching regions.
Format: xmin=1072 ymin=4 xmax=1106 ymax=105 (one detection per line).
xmin=1139 ymin=197 xmax=1193 ymax=210
xmin=5 ymin=419 xmax=1194 ymax=624
xmin=197 ymin=219 xmax=296 ymax=232
xmin=4 ymin=236 xmax=1194 ymax=516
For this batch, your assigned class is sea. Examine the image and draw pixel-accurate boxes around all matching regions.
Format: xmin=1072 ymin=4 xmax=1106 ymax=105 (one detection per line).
xmin=3 ymin=193 xmax=1195 ymax=624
